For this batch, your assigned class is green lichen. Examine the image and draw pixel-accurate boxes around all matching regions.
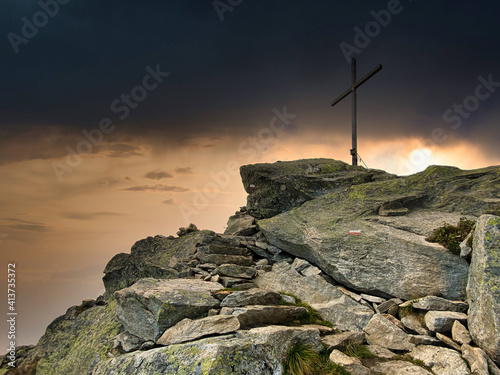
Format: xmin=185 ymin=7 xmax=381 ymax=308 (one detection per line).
xmin=35 ymin=301 xmax=122 ymax=375
xmin=427 ymin=217 xmax=476 ymax=255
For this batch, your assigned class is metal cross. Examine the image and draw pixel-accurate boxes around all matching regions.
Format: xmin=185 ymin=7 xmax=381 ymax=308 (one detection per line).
xmin=330 ymin=58 xmax=383 ymax=166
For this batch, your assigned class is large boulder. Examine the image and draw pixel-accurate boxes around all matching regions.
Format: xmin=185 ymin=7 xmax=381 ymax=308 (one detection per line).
xmin=363 ymin=314 xmax=414 ymax=351
xmin=240 ymin=158 xmax=396 ymax=219
xmin=256 ymin=164 xmax=500 ymax=300
xmin=91 ymin=325 xmax=322 ymax=375
xmin=114 ymin=278 xmax=223 ymax=342
xmin=467 ymin=215 xmax=500 ymax=363
xmin=102 ymin=232 xmax=210 ymax=294
xmin=254 ymin=262 xmax=374 ymax=331
xmin=409 ymin=345 xmax=470 ymax=375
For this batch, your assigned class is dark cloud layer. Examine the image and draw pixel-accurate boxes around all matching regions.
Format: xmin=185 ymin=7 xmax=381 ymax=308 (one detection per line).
xmin=122 ymin=184 xmax=189 ymax=193
xmin=144 ymin=170 xmax=174 ymax=180
xmin=1 ymin=1 xmax=500 ymax=164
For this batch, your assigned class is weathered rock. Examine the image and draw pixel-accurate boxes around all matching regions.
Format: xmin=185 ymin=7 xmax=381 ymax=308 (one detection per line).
xmin=114 ymin=278 xmax=222 ymax=342
xmin=403 ymin=295 xmax=468 ymax=313
xmin=460 ymin=231 xmax=474 ymax=261
xmin=329 ymin=350 xmax=371 ymax=375
xmin=360 ymin=294 xmax=387 ymax=304
xmin=363 ymin=314 xmax=414 ymax=351
xmin=462 ymin=344 xmax=490 ymax=375
xmin=259 ymin=201 xmax=470 ymax=301
xmin=467 ymin=215 xmax=500 ymax=363
xmin=436 ymin=332 xmax=462 ymax=351
xmin=409 ymin=345 xmax=470 ymax=375
xmin=321 ymin=332 xmax=365 ymax=350
xmin=241 ymin=158 xmax=396 ymax=219
xmin=214 ymin=264 xmax=256 ymax=279
xmin=408 ymin=334 xmax=442 ymax=346
xmin=452 ymin=320 xmax=472 ymax=345
xmin=372 ymin=360 xmax=433 ymax=375
xmin=401 ymin=314 xmax=431 ymax=335
xmin=102 ymin=232 xmax=207 ymax=294
xmin=156 ymin=315 xmax=241 ymax=345
xmin=197 ymin=253 xmax=254 ymax=266
xmin=378 ymin=298 xmax=402 ymax=314
xmin=220 ymin=289 xmax=281 ymax=307
xmin=424 ymin=310 xmax=468 ymax=333
xmin=21 ymin=302 xmax=122 ymax=375
xmin=92 ymin=325 xmax=323 ymax=375
xmin=301 ymin=265 xmax=322 ymax=277
xmin=254 ymin=262 xmax=373 ymax=331
xmin=177 ymin=223 xmax=199 ymax=237
xmin=366 ymin=344 xmax=397 ymax=359
xmin=221 ymin=305 xmax=307 ymax=328
xmin=224 ymin=212 xmax=257 ymax=236
xmin=113 ymin=331 xmax=144 ymax=353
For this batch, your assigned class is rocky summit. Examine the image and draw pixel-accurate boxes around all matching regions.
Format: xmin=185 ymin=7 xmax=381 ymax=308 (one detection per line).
xmin=3 ymin=158 xmax=500 ymax=375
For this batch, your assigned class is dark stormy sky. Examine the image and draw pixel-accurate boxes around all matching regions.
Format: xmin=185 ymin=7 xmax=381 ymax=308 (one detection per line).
xmin=1 ymin=0 xmax=500 ymax=346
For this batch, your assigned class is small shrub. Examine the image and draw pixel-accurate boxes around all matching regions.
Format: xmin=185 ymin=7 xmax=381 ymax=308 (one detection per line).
xmin=398 ymin=303 xmax=414 ymax=319
xmin=426 ymin=217 xmax=476 ymax=255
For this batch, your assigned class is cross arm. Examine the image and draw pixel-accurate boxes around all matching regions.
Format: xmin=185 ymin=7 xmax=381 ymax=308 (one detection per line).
xmin=330 ymin=64 xmax=383 ymax=106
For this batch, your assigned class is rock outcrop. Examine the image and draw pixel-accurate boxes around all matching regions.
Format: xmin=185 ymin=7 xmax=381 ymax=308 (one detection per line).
xmin=6 ymin=159 xmax=500 ymax=375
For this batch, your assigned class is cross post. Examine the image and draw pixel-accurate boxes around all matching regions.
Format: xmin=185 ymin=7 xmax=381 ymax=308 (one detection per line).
xmin=330 ymin=58 xmax=382 ymax=166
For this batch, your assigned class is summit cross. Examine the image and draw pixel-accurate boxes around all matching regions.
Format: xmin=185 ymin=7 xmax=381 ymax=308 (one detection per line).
xmin=330 ymin=58 xmax=383 ymax=166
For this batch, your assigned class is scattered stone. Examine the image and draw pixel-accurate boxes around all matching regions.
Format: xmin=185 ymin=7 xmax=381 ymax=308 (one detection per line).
xmin=230 ymin=282 xmax=258 ymax=290
xmin=360 ymin=294 xmax=387 ymax=304
xmin=214 ymin=264 xmax=256 ymax=279
xmin=452 ymin=320 xmax=472 ymax=345
xmin=408 ymin=334 xmax=442 ymax=346
xmin=210 ymin=274 xmax=220 ymax=283
xmin=177 ymin=223 xmax=198 ymax=237
xmin=291 ymin=258 xmax=310 ymax=272
xmin=301 ymin=265 xmax=322 ymax=277
xmin=467 ymin=215 xmax=500 ymax=363
xmin=401 ymin=314 xmax=431 ymax=335
xmin=113 ymin=332 xmax=144 ymax=353
xmin=378 ymin=298 xmax=402 ymax=314
xmin=382 ymin=314 xmax=406 ymax=331
xmin=156 ymin=315 xmax=241 ymax=346
xmin=462 ymin=344 xmax=490 ymax=375
xmin=197 ymin=253 xmax=254 ymax=266
xmin=366 ymin=344 xmax=397 ymax=359
xmin=363 ymin=314 xmax=414 ymax=351
xmin=436 ymin=332 xmax=462 ymax=351
xmin=114 ymin=278 xmax=222 ymax=342
xmin=329 ymin=350 xmax=371 ymax=375
xmin=255 ymin=241 xmax=268 ymax=250
xmin=321 ymin=332 xmax=365 ymax=350
xmin=225 ymin=305 xmax=307 ymax=328
xmin=409 ymin=345 xmax=470 ymax=375
xmin=224 ymin=213 xmax=257 ymax=236
xmin=460 ymin=231 xmax=474 ymax=261
xmin=220 ymin=289 xmax=281 ymax=307
xmin=255 ymin=259 xmax=268 ymax=267
xmin=403 ymin=295 xmax=468 ymax=313
xmin=424 ymin=311 xmax=468 ymax=333
xmin=372 ymin=360 xmax=433 ymax=375
xmin=280 ymin=294 xmax=296 ymax=304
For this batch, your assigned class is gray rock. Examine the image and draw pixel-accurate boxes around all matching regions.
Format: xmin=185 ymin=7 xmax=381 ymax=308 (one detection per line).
xmin=114 ymin=278 xmax=222 ymax=342
xmin=366 ymin=344 xmax=397 ymax=359
xmin=280 ymin=294 xmax=296 ymax=304
xmin=92 ymin=325 xmax=323 ymax=375
xmin=360 ymin=294 xmax=387 ymax=304
xmin=405 ymin=295 xmax=468 ymax=313
xmin=113 ymin=332 xmax=144 ymax=353
xmin=240 ymin=158 xmax=395 ymax=219
xmin=197 ymin=253 xmax=254 ymax=266
xmin=378 ymin=298 xmax=402 ymax=314
xmin=372 ymin=360 xmax=433 ymax=375
xmin=220 ymin=289 xmax=281 ymax=307
xmin=156 ymin=315 xmax=241 ymax=345
xmin=224 ymin=213 xmax=257 ymax=236
xmin=424 ymin=311 xmax=468 ymax=333
xmin=259 ymin=202 xmax=470 ymax=301
xmin=363 ymin=314 xmax=414 ymax=351
xmin=408 ymin=334 xmax=442 ymax=346
xmin=436 ymin=332 xmax=462 ymax=351
xmin=467 ymin=215 xmax=500 ymax=363
xmin=452 ymin=320 xmax=472 ymax=345
xmin=291 ymin=258 xmax=311 ymax=272
xmin=254 ymin=262 xmax=373 ymax=332
xmin=225 ymin=305 xmax=307 ymax=328
xmin=177 ymin=223 xmax=199 ymax=237
xmin=409 ymin=345 xmax=470 ymax=375
xmin=461 ymin=344 xmax=490 ymax=375
xmin=214 ymin=264 xmax=256 ymax=279
xmin=301 ymin=265 xmax=322 ymax=277
xmin=329 ymin=350 xmax=371 ymax=375
xmin=401 ymin=314 xmax=431 ymax=335
xmin=460 ymin=231 xmax=473 ymax=261
xmin=321 ymin=332 xmax=365 ymax=350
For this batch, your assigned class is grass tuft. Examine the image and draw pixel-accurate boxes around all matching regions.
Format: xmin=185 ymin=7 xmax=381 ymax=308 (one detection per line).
xmin=426 ymin=217 xmax=476 ymax=255
xmin=283 ymin=344 xmax=351 ymax=375
xmin=340 ymin=341 xmax=375 ymax=360
xmin=279 ymin=293 xmax=334 ymax=328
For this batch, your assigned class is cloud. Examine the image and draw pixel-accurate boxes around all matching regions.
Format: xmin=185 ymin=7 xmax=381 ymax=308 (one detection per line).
xmin=122 ymin=184 xmax=190 ymax=193
xmin=99 ymin=177 xmax=134 ymax=187
xmin=61 ymin=212 xmax=126 ymax=220
xmin=2 ymin=218 xmax=50 ymax=232
xmin=162 ymin=199 xmax=175 ymax=205
xmin=174 ymin=167 xmax=194 ymax=175
xmin=103 ymin=143 xmax=143 ymax=158
xmin=144 ymin=169 xmax=174 ymax=180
